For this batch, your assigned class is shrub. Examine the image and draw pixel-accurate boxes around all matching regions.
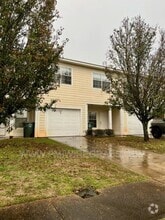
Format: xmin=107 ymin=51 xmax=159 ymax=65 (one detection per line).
xmin=86 ymin=129 xmax=114 ymax=137
xmin=105 ymin=129 xmax=114 ymax=136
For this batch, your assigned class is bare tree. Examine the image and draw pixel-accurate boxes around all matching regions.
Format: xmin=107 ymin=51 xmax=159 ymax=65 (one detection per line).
xmin=106 ymin=16 xmax=165 ymax=141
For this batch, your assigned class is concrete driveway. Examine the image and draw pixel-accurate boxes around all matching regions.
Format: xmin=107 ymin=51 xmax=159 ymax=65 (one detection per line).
xmin=52 ymin=136 xmax=165 ymax=184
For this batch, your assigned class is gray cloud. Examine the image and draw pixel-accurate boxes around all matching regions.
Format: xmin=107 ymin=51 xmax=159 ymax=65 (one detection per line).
xmin=57 ymin=0 xmax=165 ymax=65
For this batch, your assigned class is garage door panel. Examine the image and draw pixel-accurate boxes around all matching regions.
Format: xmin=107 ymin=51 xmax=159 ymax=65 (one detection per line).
xmin=127 ymin=115 xmax=142 ymax=135
xmin=47 ymin=109 xmax=80 ymax=136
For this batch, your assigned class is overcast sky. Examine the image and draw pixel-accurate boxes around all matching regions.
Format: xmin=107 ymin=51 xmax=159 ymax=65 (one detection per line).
xmin=56 ymin=0 xmax=165 ymax=65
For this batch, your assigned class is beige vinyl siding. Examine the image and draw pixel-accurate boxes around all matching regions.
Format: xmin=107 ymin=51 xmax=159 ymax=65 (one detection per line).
xmin=37 ymin=63 xmax=110 ymax=136
xmin=2 ymin=58 xmax=143 ymax=137
xmin=46 ymin=64 xmax=109 ymax=105
xmin=112 ymin=108 xmax=121 ymax=135
xmin=37 ymin=111 xmax=46 ymax=137
xmin=35 ymin=59 xmax=143 ymax=137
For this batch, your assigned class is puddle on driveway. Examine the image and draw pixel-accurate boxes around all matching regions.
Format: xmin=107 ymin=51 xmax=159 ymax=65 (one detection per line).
xmin=52 ymin=137 xmax=165 ymax=184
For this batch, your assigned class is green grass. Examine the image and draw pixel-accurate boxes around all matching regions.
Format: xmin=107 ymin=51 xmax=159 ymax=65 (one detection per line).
xmin=0 ymin=138 xmax=146 ymax=207
xmin=86 ymin=135 xmax=165 ymax=154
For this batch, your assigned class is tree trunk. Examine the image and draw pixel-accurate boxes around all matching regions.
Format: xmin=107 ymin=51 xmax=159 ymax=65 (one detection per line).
xmin=142 ymin=121 xmax=149 ymax=141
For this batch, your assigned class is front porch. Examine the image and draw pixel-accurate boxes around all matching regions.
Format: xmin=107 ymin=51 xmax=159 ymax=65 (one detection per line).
xmin=87 ymin=104 xmax=121 ymax=135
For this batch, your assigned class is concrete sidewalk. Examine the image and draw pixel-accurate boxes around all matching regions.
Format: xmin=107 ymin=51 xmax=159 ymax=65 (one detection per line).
xmin=0 ymin=181 xmax=165 ymax=220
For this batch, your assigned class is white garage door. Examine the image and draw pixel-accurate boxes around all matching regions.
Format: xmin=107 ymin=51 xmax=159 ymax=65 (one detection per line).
xmin=46 ymin=109 xmax=81 ymax=136
xmin=127 ymin=115 xmax=143 ymax=135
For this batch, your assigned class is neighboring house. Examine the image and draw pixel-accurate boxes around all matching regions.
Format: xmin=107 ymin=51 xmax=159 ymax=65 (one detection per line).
xmin=1 ymin=58 xmax=143 ymax=138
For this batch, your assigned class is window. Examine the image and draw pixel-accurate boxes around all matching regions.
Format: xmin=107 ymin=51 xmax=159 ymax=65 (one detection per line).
xmin=15 ymin=118 xmax=27 ymax=129
xmin=93 ymin=73 xmax=101 ymax=88
xmin=93 ymin=73 xmax=110 ymax=90
xmin=58 ymin=67 xmax=72 ymax=85
xmin=88 ymin=112 xmax=97 ymax=128
xmin=15 ymin=111 xmax=27 ymax=129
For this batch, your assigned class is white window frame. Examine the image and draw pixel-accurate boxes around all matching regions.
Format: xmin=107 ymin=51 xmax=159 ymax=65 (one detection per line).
xmin=93 ymin=73 xmax=110 ymax=89
xmin=15 ymin=111 xmax=27 ymax=129
xmin=57 ymin=66 xmax=72 ymax=85
xmin=88 ymin=111 xmax=97 ymax=128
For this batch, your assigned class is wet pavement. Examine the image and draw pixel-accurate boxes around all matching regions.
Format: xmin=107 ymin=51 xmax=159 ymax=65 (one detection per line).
xmin=52 ymin=137 xmax=165 ymax=184
xmin=0 ymin=181 xmax=165 ymax=220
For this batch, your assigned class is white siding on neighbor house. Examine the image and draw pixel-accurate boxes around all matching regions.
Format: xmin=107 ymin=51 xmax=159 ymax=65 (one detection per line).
xmin=46 ymin=108 xmax=81 ymax=136
xmin=127 ymin=115 xmax=143 ymax=135
xmin=11 ymin=128 xmax=24 ymax=137
xmin=2 ymin=111 xmax=28 ymax=137
xmin=0 ymin=124 xmax=6 ymax=136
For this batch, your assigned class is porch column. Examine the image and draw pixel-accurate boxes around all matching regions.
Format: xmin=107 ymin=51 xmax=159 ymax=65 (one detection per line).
xmin=108 ymin=107 xmax=112 ymax=129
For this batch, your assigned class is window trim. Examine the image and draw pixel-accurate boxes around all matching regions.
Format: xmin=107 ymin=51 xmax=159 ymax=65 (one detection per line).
xmin=15 ymin=111 xmax=27 ymax=129
xmin=58 ymin=66 xmax=72 ymax=85
xmin=93 ymin=72 xmax=110 ymax=90
xmin=88 ymin=111 xmax=97 ymax=128
xmin=15 ymin=118 xmax=27 ymax=129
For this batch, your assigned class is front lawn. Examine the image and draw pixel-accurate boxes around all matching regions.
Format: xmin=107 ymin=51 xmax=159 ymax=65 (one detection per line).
xmin=87 ymin=135 xmax=165 ymax=153
xmin=0 ymin=138 xmax=146 ymax=207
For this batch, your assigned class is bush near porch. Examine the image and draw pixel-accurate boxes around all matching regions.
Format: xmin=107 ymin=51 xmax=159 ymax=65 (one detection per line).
xmin=86 ymin=129 xmax=114 ymax=136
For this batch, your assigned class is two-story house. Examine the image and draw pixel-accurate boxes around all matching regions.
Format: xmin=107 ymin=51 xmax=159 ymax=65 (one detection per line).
xmin=1 ymin=58 xmax=143 ymax=138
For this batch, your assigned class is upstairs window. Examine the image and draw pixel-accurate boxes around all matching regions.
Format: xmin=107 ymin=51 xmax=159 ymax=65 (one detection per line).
xmin=93 ymin=73 xmax=110 ymax=90
xmin=58 ymin=67 xmax=72 ymax=85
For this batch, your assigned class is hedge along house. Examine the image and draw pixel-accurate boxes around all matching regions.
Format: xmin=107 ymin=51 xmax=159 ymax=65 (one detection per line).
xmin=0 ymin=58 xmax=143 ymax=138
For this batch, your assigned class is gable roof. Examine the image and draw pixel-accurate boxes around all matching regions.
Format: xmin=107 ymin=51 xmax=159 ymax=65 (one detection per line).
xmin=59 ymin=58 xmax=106 ymax=71
xmin=59 ymin=58 xmax=121 ymax=76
